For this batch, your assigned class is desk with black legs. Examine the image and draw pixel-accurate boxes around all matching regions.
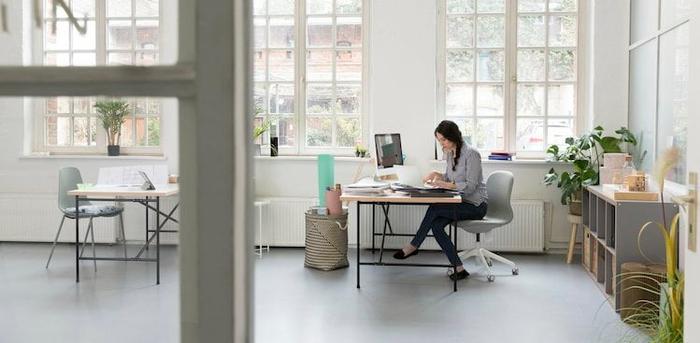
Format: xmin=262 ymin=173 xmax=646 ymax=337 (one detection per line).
xmin=340 ymin=193 xmax=463 ymax=292
xmin=68 ymin=184 xmax=179 ymax=284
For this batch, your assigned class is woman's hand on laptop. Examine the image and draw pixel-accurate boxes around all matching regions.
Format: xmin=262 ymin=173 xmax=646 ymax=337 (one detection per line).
xmin=426 ymin=179 xmax=456 ymax=190
xmin=422 ymin=171 xmax=443 ymax=183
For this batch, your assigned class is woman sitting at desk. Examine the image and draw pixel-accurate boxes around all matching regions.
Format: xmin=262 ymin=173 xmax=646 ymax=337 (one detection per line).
xmin=393 ymin=120 xmax=488 ymax=281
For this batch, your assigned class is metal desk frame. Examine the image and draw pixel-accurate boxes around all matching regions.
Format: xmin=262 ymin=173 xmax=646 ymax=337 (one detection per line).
xmin=71 ymin=188 xmax=179 ymax=285
xmin=352 ymin=197 xmax=461 ymax=292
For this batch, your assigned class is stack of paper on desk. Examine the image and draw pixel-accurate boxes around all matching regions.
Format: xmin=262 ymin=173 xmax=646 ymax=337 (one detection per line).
xmin=343 ymin=178 xmax=390 ymax=195
xmin=97 ymin=165 xmax=168 ymax=186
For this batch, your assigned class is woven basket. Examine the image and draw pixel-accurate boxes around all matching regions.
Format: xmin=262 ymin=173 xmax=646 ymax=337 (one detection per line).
xmin=304 ymin=211 xmax=348 ymax=271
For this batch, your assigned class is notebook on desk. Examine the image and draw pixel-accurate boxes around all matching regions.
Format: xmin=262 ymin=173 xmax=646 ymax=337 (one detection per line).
xmin=392 ymin=184 xmax=461 ymax=197
xmin=404 ymin=191 xmax=460 ymax=198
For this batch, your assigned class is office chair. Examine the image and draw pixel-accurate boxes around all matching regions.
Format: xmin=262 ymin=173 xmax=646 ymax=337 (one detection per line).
xmin=45 ymin=167 xmax=127 ymax=270
xmin=456 ymin=171 xmax=517 ymax=282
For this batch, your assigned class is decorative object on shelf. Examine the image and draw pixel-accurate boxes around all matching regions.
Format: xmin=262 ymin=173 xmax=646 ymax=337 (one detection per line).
xmin=252 ymin=116 xmax=270 ymax=156
xmin=544 ymin=126 xmax=642 ymax=215
xmin=325 ymin=184 xmax=342 ymax=215
xmin=619 ymin=262 xmax=666 ymax=321
xmin=625 ymin=172 xmax=647 ymax=192
xmin=94 ymin=100 xmax=129 ymax=156
xmin=317 ymin=154 xmax=334 ymax=207
xmin=620 ymin=147 xmax=684 ymax=342
xmin=269 ymin=137 xmax=278 ymax=157
xmin=612 ymin=190 xmax=658 ymax=201
xmin=354 ymin=144 xmax=367 ymax=158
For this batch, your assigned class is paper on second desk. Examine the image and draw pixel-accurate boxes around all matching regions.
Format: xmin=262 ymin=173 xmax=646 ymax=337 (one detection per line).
xmin=97 ymin=165 xmax=168 ymax=185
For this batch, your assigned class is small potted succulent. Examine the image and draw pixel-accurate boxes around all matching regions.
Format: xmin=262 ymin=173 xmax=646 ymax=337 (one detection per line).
xmin=94 ymin=100 xmax=129 ymax=156
xmin=355 ymin=144 xmax=368 ymax=158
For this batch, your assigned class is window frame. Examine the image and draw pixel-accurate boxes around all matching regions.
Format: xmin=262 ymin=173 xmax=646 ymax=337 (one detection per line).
xmin=628 ymin=0 xmax=690 ymax=185
xmin=436 ymin=0 xmax=585 ymax=159
xmin=254 ymin=0 xmax=369 ymax=156
xmin=32 ymin=0 xmax=164 ymax=156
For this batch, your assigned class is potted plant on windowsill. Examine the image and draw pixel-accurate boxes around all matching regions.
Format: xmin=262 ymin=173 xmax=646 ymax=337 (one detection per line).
xmin=355 ymin=144 xmax=367 ymax=158
xmin=544 ymin=126 xmax=639 ymax=215
xmin=253 ymin=119 xmax=271 ymax=156
xmin=94 ymin=100 xmax=129 ymax=156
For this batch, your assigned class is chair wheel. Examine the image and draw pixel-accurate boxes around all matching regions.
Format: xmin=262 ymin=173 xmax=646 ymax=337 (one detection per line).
xmin=512 ymin=268 xmax=519 ymax=275
xmin=487 ymin=275 xmax=495 ymax=282
xmin=446 ymin=268 xmax=454 ymax=276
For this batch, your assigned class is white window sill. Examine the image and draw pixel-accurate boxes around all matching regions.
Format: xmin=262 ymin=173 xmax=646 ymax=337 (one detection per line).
xmin=430 ymin=159 xmax=570 ymax=166
xmin=254 ymin=155 xmax=370 ymax=162
xmin=20 ymin=153 xmax=167 ymax=161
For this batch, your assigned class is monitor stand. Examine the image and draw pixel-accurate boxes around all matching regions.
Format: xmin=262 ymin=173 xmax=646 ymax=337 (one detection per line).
xmin=375 ymin=167 xmax=399 ymax=182
xmin=374 ymin=165 xmax=420 ymax=186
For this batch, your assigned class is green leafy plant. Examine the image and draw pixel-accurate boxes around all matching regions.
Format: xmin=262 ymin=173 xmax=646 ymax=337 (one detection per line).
xmin=253 ymin=119 xmax=271 ymax=141
xmin=252 ymin=106 xmax=271 ymax=142
xmin=94 ymin=100 xmax=129 ymax=146
xmin=544 ymin=126 xmax=639 ymax=205
xmin=355 ymin=144 xmax=367 ymax=157
xmin=619 ymin=148 xmax=683 ymax=343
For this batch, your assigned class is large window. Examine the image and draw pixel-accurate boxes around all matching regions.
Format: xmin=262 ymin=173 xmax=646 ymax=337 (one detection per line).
xmin=253 ymin=0 xmax=366 ymax=155
xmin=629 ymin=0 xmax=689 ymax=183
xmin=438 ymin=0 xmax=579 ymax=156
xmin=40 ymin=0 xmax=161 ymax=154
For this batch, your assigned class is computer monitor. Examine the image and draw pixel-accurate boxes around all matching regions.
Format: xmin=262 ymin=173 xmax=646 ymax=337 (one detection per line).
xmin=375 ymin=133 xmax=403 ymax=169
xmin=374 ymin=133 xmax=404 ymax=182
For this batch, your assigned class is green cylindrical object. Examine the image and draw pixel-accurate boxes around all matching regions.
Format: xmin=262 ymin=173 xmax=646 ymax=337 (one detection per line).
xmin=317 ymin=154 xmax=335 ymax=206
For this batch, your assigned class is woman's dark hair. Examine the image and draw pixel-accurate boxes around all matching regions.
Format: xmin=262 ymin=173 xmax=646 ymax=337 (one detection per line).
xmin=434 ymin=120 xmax=464 ymax=171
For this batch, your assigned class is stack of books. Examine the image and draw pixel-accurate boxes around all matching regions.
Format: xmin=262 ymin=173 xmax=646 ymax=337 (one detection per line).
xmin=488 ymin=151 xmax=514 ymax=161
xmin=343 ymin=177 xmax=390 ymax=195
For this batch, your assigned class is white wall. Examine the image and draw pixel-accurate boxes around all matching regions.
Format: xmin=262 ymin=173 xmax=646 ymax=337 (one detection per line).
xmin=0 ymin=3 xmax=179 ymax=243
xmin=253 ymin=0 xmax=630 ymax=251
xmin=0 ymin=1 xmax=630 ymax=251
xmin=683 ymin=1 xmax=700 ymax=339
xmin=586 ymin=0 xmax=630 ymax=131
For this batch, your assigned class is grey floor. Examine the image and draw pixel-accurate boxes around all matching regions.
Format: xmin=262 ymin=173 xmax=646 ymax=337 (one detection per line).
xmin=0 ymin=242 xmax=180 ymax=343
xmin=0 ymin=243 xmax=646 ymax=343
xmin=255 ymin=248 xmax=648 ymax=343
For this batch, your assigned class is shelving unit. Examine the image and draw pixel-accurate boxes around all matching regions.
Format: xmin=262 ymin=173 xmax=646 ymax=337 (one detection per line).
xmin=581 ymin=185 xmax=677 ymax=310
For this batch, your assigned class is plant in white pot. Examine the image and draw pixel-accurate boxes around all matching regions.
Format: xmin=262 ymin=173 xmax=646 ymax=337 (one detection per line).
xmin=544 ymin=126 xmax=639 ymax=215
xmin=95 ymin=100 xmax=129 ymax=156
xmin=253 ymin=119 xmax=271 ymax=156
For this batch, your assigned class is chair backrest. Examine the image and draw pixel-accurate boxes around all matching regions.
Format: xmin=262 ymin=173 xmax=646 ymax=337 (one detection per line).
xmin=58 ymin=167 xmax=84 ymax=211
xmin=485 ymin=171 xmax=514 ymax=224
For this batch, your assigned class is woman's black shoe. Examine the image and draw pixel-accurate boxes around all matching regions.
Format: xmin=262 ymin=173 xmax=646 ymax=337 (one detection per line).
xmin=449 ymin=269 xmax=469 ymax=281
xmin=393 ymin=249 xmax=419 ymax=260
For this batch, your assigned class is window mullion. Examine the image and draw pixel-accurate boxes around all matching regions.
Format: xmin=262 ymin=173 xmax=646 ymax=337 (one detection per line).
xmin=297 ymin=0 xmax=306 ymax=155
xmin=331 ymin=1 xmax=337 ymax=148
xmin=505 ymin=0 xmax=517 ymax=153
xmin=543 ymin=0 xmax=550 ymax=149
xmin=436 ymin=1 xmax=445 ymax=126
xmin=97 ymin=0 xmax=107 ymax=65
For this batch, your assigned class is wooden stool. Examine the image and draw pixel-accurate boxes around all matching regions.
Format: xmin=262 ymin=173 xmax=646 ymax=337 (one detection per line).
xmin=566 ymin=214 xmax=582 ymax=264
